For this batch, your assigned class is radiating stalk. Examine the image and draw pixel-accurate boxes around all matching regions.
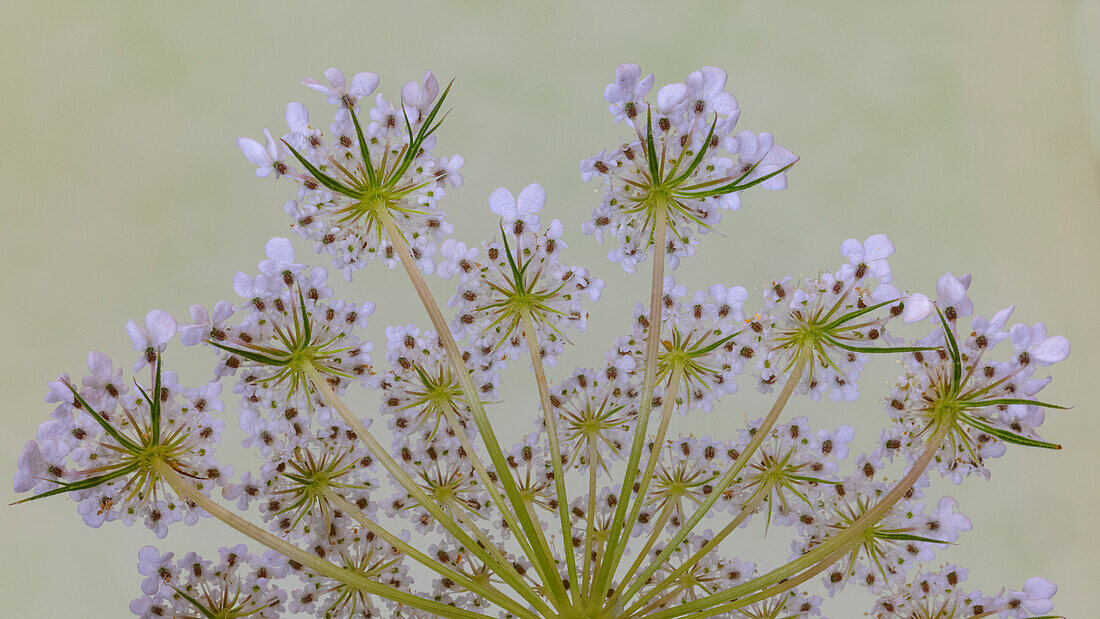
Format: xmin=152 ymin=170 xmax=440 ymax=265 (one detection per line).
xmin=521 ymin=310 xmax=580 ymax=601
xmin=580 ymin=438 xmax=599 ymax=604
xmin=645 ymin=420 xmax=952 ymax=619
xmin=323 ymin=489 xmax=541 ymax=619
xmin=439 ymin=405 xmax=544 ymax=572
xmin=304 ymin=365 xmax=547 ymax=613
xmin=609 ymin=366 xmax=682 ymax=588
xmin=621 ymin=484 xmax=769 ymax=616
xmin=591 ymin=207 xmax=669 ymax=605
xmin=154 ymin=460 xmax=489 ymax=619
xmin=614 ymin=356 xmax=807 ymax=611
xmin=380 ymin=212 xmax=571 ymax=609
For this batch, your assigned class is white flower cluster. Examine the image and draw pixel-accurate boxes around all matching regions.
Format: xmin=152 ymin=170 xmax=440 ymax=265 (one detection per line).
xmin=582 ymin=64 xmax=797 ymax=272
xmin=442 ymin=183 xmax=604 ymax=366
xmin=241 ymin=68 xmax=464 ymax=281
xmin=13 ymin=64 xmax=1070 ymax=619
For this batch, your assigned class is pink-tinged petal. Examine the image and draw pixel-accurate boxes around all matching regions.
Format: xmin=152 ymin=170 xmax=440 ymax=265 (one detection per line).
xmin=863 ymin=233 xmax=895 ymax=261
xmin=285 ymin=102 xmax=309 ymax=133
xmin=349 ymin=71 xmax=379 ymax=98
xmin=840 ymin=238 xmax=863 ymax=261
xmin=322 ymin=67 xmax=346 ymax=90
xmin=264 ymin=237 xmax=295 ymax=265
xmin=236 ymin=137 xmax=270 ymax=166
xmin=516 ymin=183 xmax=546 ymax=215
xmin=488 ymin=187 xmax=516 ymax=219
xmin=144 ymin=310 xmax=177 ymax=347
xmin=656 ymin=82 xmax=687 ymax=113
xmin=1031 ymin=335 xmax=1070 ymax=365
xmin=635 ymin=72 xmax=655 ymax=98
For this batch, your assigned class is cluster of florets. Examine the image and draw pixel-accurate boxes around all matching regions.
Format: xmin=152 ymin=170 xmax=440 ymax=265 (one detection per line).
xmin=881 ymin=286 xmax=1070 ymax=483
xmin=13 ymin=63 xmax=1069 ymax=619
xmin=15 ymin=319 xmax=227 ymax=538
xmin=241 ymin=68 xmax=464 ymax=281
xmin=582 ymin=64 xmax=798 ymax=272
xmin=131 ymin=545 xmax=289 ymax=618
xmin=182 ymin=237 xmax=375 ymax=453
xmin=870 ymin=567 xmax=1057 ymax=619
xmin=441 ymin=183 xmax=605 ymax=366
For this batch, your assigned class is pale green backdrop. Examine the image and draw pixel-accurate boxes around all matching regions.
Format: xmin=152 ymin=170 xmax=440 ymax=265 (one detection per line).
xmin=2 ymin=2 xmax=1097 ymax=617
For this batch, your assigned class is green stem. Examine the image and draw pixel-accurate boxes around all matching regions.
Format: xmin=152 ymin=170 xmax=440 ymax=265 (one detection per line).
xmin=380 ymin=213 xmax=571 ymax=610
xmin=646 ymin=420 xmax=951 ymax=619
xmin=580 ymin=437 xmax=599 ymax=604
xmin=304 ymin=365 xmax=547 ymax=613
xmin=439 ymin=404 xmax=550 ymax=595
xmin=521 ymin=310 xmax=581 ymax=603
xmin=154 ymin=461 xmax=488 ymax=619
xmin=614 ymin=355 xmax=807 ymax=611
xmin=592 ymin=208 xmax=669 ymax=603
xmin=323 ymin=488 xmax=540 ymax=619
xmin=622 ymin=484 xmax=770 ymax=616
xmin=616 ymin=499 xmax=674 ymax=600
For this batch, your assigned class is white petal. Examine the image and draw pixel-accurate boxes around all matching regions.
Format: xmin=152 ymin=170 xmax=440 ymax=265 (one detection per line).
xmin=709 ymin=91 xmax=739 ymax=115
xmin=400 ymin=80 xmax=420 ymax=107
xmin=1023 ymin=576 xmax=1057 ymax=600
xmin=236 ymin=137 xmax=270 ymax=166
xmin=144 ymin=310 xmax=177 ymax=347
xmin=989 ymin=305 xmax=1015 ymax=331
xmin=301 ymin=77 xmax=337 ymax=98
xmin=699 ymin=66 xmax=728 ymax=96
xmin=285 ymin=102 xmax=310 ymax=133
xmin=936 ymin=272 xmax=967 ymax=305
xmin=488 ymin=187 xmax=516 ymax=218
xmin=656 ymin=83 xmax=687 ymax=113
xmin=840 ymin=238 xmax=863 ymax=261
xmin=87 ymin=351 xmax=113 ymax=376
xmin=902 ymin=293 xmax=932 ymax=323
xmin=1031 ymin=335 xmax=1070 ymax=365
xmin=349 ymin=72 xmax=379 ymax=98
xmin=863 ymin=233 xmax=895 ymax=260
xmin=264 ymin=237 xmax=295 ymax=265
xmin=232 ymin=272 xmax=254 ymax=299
xmin=126 ymin=320 xmax=145 ymax=349
xmin=516 ymin=183 xmax=546 ymax=215
xmin=323 ymin=67 xmax=346 ymax=90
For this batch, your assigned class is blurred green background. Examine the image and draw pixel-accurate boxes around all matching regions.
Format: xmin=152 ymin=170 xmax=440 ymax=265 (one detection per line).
xmin=2 ymin=1 xmax=1097 ymax=617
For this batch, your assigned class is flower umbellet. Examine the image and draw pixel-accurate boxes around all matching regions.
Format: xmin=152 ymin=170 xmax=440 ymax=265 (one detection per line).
xmin=14 ymin=64 xmax=1068 ymax=619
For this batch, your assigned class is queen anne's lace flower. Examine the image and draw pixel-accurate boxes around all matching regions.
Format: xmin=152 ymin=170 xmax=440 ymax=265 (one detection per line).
xmin=16 ymin=63 xmax=1069 ymax=619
